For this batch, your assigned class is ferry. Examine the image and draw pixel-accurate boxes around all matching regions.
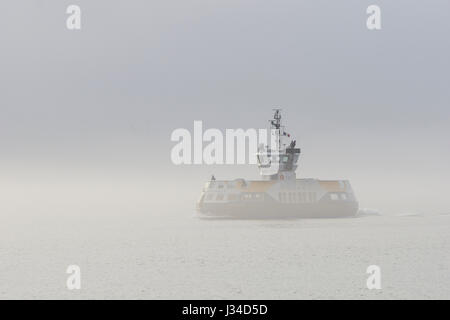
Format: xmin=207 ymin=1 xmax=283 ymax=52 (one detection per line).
xmin=196 ymin=110 xmax=359 ymax=218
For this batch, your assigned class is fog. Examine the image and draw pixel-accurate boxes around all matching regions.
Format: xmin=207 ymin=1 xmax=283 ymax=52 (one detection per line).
xmin=1 ymin=1 xmax=449 ymax=219
xmin=1 ymin=0 xmax=450 ymax=299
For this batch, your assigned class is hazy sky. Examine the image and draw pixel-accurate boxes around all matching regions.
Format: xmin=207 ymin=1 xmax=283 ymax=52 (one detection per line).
xmin=1 ymin=1 xmax=449 ymax=215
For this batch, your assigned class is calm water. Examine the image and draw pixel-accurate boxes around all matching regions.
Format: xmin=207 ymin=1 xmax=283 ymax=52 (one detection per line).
xmin=1 ymin=213 xmax=449 ymax=299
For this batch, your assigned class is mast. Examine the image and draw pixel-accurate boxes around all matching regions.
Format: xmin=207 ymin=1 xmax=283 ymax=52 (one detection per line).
xmin=270 ymin=108 xmax=282 ymax=153
xmin=258 ymin=109 xmax=301 ymax=181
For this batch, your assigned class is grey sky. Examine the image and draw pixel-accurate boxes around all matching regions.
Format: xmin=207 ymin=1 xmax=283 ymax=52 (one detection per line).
xmin=1 ymin=1 xmax=449 ymax=215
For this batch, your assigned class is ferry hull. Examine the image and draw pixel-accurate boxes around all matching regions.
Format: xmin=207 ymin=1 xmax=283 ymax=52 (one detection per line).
xmin=197 ymin=201 xmax=358 ymax=219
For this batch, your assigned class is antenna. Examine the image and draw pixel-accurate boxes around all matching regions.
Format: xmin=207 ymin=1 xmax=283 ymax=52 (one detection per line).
xmin=268 ymin=108 xmax=283 ymax=153
xmin=269 ymin=108 xmax=282 ymax=129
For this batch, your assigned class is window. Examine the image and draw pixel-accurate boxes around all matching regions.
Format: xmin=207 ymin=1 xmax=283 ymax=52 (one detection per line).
xmin=242 ymin=193 xmax=252 ymax=200
xmin=330 ymin=193 xmax=339 ymax=200
xmin=341 ymin=193 xmax=347 ymax=200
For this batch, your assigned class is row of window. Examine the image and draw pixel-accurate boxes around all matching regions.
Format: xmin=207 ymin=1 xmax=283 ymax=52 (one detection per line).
xmin=330 ymin=193 xmax=347 ymax=200
xmin=205 ymin=192 xmax=348 ymax=202
xmin=278 ymin=192 xmax=348 ymax=203
xmin=205 ymin=193 xmax=257 ymax=201
xmin=279 ymin=192 xmax=317 ymax=203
